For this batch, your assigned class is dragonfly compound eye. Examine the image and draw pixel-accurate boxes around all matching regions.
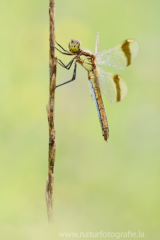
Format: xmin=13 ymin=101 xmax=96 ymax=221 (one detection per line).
xmin=68 ymin=40 xmax=81 ymax=53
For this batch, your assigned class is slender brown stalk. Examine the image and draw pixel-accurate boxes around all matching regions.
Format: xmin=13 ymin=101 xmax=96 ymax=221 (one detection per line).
xmin=45 ymin=0 xmax=57 ymax=222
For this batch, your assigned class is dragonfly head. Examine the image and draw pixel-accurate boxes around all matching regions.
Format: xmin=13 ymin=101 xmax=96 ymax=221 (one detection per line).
xmin=69 ymin=40 xmax=81 ymax=53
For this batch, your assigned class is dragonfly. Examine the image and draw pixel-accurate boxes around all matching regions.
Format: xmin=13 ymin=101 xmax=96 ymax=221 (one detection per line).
xmin=54 ymin=32 xmax=139 ymax=142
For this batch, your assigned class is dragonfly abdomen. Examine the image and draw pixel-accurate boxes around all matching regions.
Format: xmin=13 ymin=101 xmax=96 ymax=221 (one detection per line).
xmin=88 ymin=70 xmax=109 ymax=142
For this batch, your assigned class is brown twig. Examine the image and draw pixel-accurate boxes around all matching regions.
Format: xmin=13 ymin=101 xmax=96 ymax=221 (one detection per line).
xmin=45 ymin=0 xmax=57 ymax=222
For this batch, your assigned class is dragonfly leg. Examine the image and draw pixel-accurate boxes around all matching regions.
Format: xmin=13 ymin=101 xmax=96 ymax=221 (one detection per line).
xmin=55 ymin=41 xmax=71 ymax=54
xmin=52 ymin=46 xmax=73 ymax=56
xmin=57 ymin=58 xmax=74 ymax=70
xmin=55 ymin=62 xmax=77 ymax=89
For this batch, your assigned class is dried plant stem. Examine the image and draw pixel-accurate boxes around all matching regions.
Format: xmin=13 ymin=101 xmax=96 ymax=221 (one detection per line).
xmin=45 ymin=0 xmax=57 ymax=222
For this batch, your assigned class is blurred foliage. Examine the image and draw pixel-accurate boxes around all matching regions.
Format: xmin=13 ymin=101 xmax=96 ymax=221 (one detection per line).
xmin=0 ymin=0 xmax=160 ymax=239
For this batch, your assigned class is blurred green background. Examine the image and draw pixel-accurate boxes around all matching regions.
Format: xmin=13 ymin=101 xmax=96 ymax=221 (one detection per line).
xmin=0 ymin=0 xmax=160 ymax=239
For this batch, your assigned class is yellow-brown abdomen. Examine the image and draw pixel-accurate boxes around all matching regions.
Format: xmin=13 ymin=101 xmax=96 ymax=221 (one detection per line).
xmin=88 ymin=70 xmax=109 ymax=141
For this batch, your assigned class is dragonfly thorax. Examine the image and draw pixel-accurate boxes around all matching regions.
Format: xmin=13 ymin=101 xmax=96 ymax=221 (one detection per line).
xmin=69 ymin=39 xmax=81 ymax=53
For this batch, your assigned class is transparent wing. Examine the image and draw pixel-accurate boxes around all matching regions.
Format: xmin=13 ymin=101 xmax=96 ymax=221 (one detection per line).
xmin=96 ymin=39 xmax=139 ymax=70
xmin=94 ymin=32 xmax=99 ymax=55
xmin=97 ymin=67 xmax=128 ymax=103
xmin=81 ymin=47 xmax=93 ymax=54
